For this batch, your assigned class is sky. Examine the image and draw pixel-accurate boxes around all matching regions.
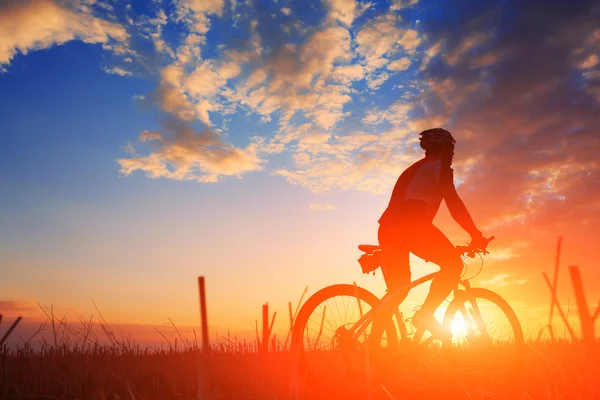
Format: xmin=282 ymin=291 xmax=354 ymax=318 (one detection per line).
xmin=1 ymin=0 xmax=600 ymax=346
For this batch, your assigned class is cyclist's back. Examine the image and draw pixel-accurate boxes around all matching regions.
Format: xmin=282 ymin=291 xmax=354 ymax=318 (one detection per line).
xmin=379 ymin=155 xmax=450 ymax=227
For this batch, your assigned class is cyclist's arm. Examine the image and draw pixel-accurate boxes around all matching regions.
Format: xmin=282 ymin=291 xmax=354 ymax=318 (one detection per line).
xmin=439 ymin=168 xmax=482 ymax=239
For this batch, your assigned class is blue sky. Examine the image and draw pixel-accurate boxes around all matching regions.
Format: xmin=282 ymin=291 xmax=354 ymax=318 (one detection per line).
xmin=1 ymin=0 xmax=600 ymax=343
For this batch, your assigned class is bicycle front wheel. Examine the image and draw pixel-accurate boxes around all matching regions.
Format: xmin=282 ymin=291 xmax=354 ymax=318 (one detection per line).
xmin=442 ymin=287 xmax=525 ymax=381
xmin=290 ymin=284 xmax=397 ymax=395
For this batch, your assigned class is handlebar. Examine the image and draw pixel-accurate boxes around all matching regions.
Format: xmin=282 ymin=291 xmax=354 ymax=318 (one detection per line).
xmin=456 ymin=236 xmax=495 ymax=258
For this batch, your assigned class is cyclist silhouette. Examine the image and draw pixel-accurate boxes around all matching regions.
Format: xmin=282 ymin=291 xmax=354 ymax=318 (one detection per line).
xmin=378 ymin=128 xmax=490 ymax=339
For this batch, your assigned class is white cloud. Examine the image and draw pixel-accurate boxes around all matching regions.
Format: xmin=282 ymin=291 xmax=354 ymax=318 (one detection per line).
xmin=103 ymin=66 xmax=133 ymax=76
xmin=230 ymin=25 xmax=354 ymax=129
xmin=325 ymin=0 xmax=358 ymax=26
xmin=356 ymin=13 xmax=405 ymax=71
xmin=309 ymin=203 xmax=337 ymax=211
xmin=173 ymin=0 xmax=224 ymax=34
xmin=390 ymin=0 xmax=419 ymax=11
xmin=332 ymin=64 xmax=366 ymax=84
xmin=362 ymin=101 xmax=413 ymax=125
xmin=387 ymin=57 xmax=411 ymax=71
xmin=367 ymin=72 xmax=390 ymax=89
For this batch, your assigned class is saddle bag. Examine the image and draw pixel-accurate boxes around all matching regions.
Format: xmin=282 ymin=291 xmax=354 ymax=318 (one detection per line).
xmin=357 ymin=251 xmax=384 ymax=275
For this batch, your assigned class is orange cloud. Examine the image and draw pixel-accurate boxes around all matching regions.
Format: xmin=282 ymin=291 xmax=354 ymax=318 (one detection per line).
xmin=0 ymin=299 xmax=37 ymax=317
xmin=0 ymin=0 xmax=128 ymax=70
xmin=118 ymin=119 xmax=264 ymax=183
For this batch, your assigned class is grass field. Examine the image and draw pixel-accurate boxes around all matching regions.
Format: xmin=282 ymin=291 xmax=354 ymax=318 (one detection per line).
xmin=1 ymin=335 xmax=599 ymax=400
xmin=2 ymin=244 xmax=598 ymax=399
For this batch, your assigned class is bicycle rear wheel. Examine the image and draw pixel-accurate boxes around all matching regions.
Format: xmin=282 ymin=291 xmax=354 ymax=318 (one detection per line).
xmin=290 ymin=284 xmax=397 ymax=396
xmin=442 ymin=288 xmax=525 ymax=382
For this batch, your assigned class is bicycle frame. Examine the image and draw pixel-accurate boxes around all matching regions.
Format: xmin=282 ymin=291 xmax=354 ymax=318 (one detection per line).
xmin=347 ymin=271 xmax=471 ymax=341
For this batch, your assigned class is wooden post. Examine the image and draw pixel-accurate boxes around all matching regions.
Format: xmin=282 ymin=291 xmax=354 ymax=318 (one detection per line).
xmin=569 ymin=266 xmax=595 ymax=339
xmin=568 ymin=266 xmax=597 ymax=399
xmin=198 ymin=277 xmax=209 ymax=353
xmin=197 ymin=276 xmax=211 ymax=400
xmin=0 ymin=316 xmax=22 ymax=346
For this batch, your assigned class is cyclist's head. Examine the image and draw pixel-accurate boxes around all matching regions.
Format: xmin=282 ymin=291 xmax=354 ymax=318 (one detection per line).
xmin=419 ymin=128 xmax=456 ymax=164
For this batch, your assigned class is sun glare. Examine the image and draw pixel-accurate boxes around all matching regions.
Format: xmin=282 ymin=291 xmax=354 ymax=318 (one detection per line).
xmin=451 ymin=315 xmax=469 ymax=337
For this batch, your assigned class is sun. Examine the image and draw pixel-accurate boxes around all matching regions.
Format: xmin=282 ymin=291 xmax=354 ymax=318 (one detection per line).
xmin=450 ymin=315 xmax=469 ymax=337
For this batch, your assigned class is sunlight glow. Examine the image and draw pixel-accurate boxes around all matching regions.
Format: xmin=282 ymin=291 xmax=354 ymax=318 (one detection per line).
xmin=451 ymin=314 xmax=469 ymax=337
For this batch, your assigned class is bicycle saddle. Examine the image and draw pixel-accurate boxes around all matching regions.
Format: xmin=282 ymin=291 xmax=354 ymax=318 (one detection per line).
xmin=358 ymin=244 xmax=381 ymax=253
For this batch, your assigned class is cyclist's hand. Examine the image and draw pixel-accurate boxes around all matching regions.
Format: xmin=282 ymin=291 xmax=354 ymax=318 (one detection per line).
xmin=470 ymin=233 xmax=490 ymax=251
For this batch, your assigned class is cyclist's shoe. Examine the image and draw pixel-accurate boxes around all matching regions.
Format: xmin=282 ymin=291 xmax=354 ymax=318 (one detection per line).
xmin=412 ymin=310 xmax=451 ymax=343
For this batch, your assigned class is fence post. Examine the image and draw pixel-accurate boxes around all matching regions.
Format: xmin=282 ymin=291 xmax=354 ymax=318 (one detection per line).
xmin=0 ymin=316 xmax=22 ymax=346
xmin=198 ymin=277 xmax=210 ymax=353
xmin=568 ymin=266 xmax=597 ymax=399
xmin=569 ymin=266 xmax=595 ymax=340
xmin=197 ymin=276 xmax=211 ymax=400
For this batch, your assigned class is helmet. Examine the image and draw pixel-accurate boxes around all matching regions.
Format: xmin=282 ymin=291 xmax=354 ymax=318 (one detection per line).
xmin=419 ymin=128 xmax=456 ymax=150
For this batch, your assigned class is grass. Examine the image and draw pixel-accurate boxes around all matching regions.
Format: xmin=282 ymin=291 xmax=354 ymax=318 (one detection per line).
xmin=2 ymin=240 xmax=597 ymax=399
xmin=1 ymin=327 xmax=599 ymax=400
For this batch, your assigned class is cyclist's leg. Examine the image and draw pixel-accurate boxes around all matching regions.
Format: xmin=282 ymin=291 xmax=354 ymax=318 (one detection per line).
xmin=408 ymin=224 xmax=462 ymax=334
xmin=378 ymin=224 xmax=411 ymax=305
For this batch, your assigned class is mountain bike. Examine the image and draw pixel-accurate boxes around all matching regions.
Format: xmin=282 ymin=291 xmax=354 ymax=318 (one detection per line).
xmin=290 ymin=237 xmax=525 ymax=395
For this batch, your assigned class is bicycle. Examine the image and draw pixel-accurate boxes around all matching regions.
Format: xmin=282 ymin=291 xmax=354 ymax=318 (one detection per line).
xmin=290 ymin=237 xmax=525 ymax=395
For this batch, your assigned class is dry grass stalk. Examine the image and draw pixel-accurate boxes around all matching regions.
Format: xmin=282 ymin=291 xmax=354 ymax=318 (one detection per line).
xmin=547 ymin=236 xmax=563 ymax=340
xmin=284 ymin=285 xmax=309 ymax=348
xmin=542 ymin=273 xmax=576 ymax=341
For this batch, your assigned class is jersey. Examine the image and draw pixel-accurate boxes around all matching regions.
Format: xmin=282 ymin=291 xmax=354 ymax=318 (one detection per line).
xmin=379 ymin=156 xmax=454 ymax=227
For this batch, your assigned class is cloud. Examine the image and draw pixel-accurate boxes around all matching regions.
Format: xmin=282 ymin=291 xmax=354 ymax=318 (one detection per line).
xmin=0 ymin=299 xmax=37 ymax=315
xmin=173 ymin=0 xmax=224 ymax=34
xmin=324 ymin=0 xmax=371 ymax=27
xmin=478 ymin=274 xmax=526 ymax=288
xmin=367 ymin=72 xmax=390 ymax=89
xmin=387 ymin=57 xmax=411 ymax=71
xmin=309 ymin=203 xmax=337 ymax=211
xmin=103 ymin=66 xmax=133 ymax=76
xmin=118 ymin=118 xmax=264 ymax=183
xmin=397 ymin=1 xmax=600 ymax=287
xmin=5 ymin=0 xmax=600 ymax=306
xmin=274 ymin=129 xmax=417 ymax=193
xmin=362 ymin=101 xmax=413 ymax=125
xmin=390 ymin=0 xmax=419 ymax=11
xmin=356 ymin=13 xmax=407 ymax=71
xmin=332 ymin=64 xmax=366 ymax=84
xmin=229 ymin=25 xmax=355 ymax=129
xmin=0 ymin=0 xmax=128 ymax=70
xmin=147 ymin=10 xmax=258 ymax=126
xmin=445 ymin=31 xmax=491 ymax=65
